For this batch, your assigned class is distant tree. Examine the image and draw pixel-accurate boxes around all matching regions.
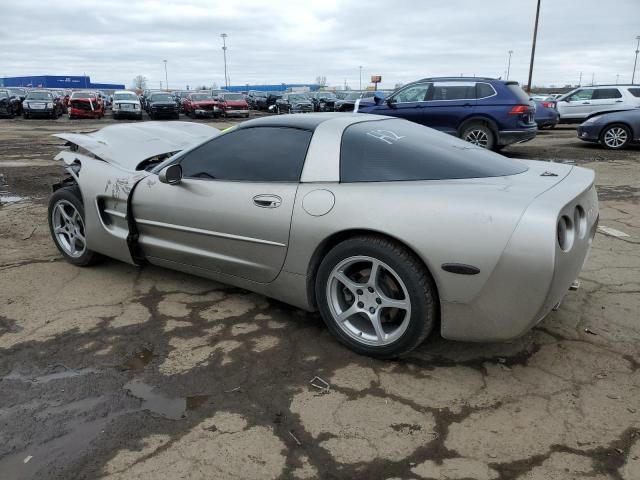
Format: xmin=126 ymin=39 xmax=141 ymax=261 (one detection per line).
xmin=316 ymin=75 xmax=327 ymax=87
xmin=196 ymin=85 xmax=209 ymax=90
xmin=132 ymin=75 xmax=148 ymax=90
xmin=212 ymin=81 xmax=219 ymax=90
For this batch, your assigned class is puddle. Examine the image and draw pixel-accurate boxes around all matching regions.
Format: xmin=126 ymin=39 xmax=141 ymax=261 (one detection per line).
xmin=122 ymin=347 xmax=154 ymax=372
xmin=3 ymin=367 xmax=98 ymax=383
xmin=124 ymin=379 xmax=210 ymax=420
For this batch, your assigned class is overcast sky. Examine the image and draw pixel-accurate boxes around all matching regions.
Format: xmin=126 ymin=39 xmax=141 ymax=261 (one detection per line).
xmin=1 ymin=0 xmax=638 ymax=90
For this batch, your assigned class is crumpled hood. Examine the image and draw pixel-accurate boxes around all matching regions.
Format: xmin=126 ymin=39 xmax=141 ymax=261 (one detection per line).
xmin=53 ymin=121 xmax=219 ymax=171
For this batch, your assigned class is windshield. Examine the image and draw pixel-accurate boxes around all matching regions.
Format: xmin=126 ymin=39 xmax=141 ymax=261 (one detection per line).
xmin=222 ymin=94 xmax=244 ymax=101
xmin=71 ymin=91 xmax=95 ymax=99
xmin=345 ymin=92 xmax=363 ymax=100
xmin=150 ymin=94 xmax=173 ymax=102
xmin=26 ymin=91 xmax=53 ymax=100
xmin=288 ymin=94 xmax=309 ymax=102
xmin=0 ymin=91 xmax=8 ymax=98
xmin=179 ymin=91 xmax=191 ymax=97
xmin=317 ymin=92 xmax=337 ymax=100
xmin=191 ymin=94 xmax=212 ymax=101
xmin=114 ymin=92 xmax=138 ymax=101
xmin=253 ymin=92 xmax=267 ymax=97
xmin=8 ymin=88 xmax=26 ymax=96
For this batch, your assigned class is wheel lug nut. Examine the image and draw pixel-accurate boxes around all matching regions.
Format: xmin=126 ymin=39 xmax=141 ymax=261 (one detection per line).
xmin=376 ymin=298 xmax=382 ymax=304
xmin=356 ymin=289 xmax=363 ymax=295
xmin=357 ymin=302 xmax=364 ymax=308
xmin=369 ymin=307 xmax=376 ymax=313
xmin=368 ymin=287 xmax=374 ymax=293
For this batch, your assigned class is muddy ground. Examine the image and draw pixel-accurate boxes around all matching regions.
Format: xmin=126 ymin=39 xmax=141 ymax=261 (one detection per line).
xmin=0 ymin=113 xmax=639 ymax=480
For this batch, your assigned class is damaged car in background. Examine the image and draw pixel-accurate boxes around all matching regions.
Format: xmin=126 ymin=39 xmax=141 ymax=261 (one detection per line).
xmin=273 ymin=93 xmax=314 ymax=114
xmin=112 ymin=90 xmax=143 ymax=120
xmin=183 ymin=92 xmax=221 ymax=118
xmin=0 ymin=89 xmax=20 ymax=118
xmin=47 ymin=113 xmax=598 ymax=358
xmin=68 ymin=91 xmax=105 ymax=119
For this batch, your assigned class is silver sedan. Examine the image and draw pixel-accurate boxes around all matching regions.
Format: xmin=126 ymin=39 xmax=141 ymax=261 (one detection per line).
xmin=48 ymin=114 xmax=598 ymax=357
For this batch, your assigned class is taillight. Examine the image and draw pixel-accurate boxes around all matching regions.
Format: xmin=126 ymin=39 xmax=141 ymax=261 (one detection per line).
xmin=509 ymin=105 xmax=531 ymax=115
xmin=542 ymin=101 xmax=555 ymax=109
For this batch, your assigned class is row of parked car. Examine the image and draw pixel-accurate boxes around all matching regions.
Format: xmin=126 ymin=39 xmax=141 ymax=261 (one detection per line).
xmin=0 ymin=87 xmax=111 ymax=119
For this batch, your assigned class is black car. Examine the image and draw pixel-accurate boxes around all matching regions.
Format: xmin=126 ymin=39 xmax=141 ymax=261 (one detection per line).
xmin=146 ymin=92 xmax=179 ymax=119
xmin=310 ymin=91 xmax=338 ymax=112
xmin=6 ymin=87 xmax=27 ymax=115
xmin=577 ymin=109 xmax=640 ymax=150
xmin=266 ymin=92 xmax=282 ymax=108
xmin=173 ymin=90 xmax=191 ymax=111
xmin=141 ymin=89 xmax=162 ymax=110
xmin=247 ymin=90 xmax=268 ymax=110
xmin=274 ymin=93 xmax=314 ymax=114
xmin=0 ymin=89 xmax=19 ymax=117
xmin=22 ymin=90 xmax=64 ymax=119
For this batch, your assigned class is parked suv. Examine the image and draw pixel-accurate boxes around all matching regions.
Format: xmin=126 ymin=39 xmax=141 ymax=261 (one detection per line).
xmin=556 ymin=85 xmax=640 ymax=123
xmin=355 ymin=77 xmax=537 ymax=150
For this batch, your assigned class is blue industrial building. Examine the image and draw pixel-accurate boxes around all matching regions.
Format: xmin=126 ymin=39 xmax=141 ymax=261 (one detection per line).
xmin=223 ymin=83 xmax=320 ymax=93
xmin=0 ymin=75 xmax=124 ymax=91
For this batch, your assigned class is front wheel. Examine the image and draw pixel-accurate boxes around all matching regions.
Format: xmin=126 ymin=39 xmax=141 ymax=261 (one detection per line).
xmin=461 ymin=122 xmax=495 ymax=150
xmin=48 ymin=187 xmax=102 ymax=266
xmin=315 ymin=235 xmax=437 ymax=358
xmin=600 ymin=124 xmax=631 ymax=150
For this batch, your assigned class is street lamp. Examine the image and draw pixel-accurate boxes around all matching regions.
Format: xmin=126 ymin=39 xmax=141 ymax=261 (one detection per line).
xmin=506 ymin=50 xmax=514 ymax=80
xmin=632 ymin=35 xmax=640 ymax=85
xmin=221 ymin=33 xmax=229 ymax=88
xmin=359 ymin=66 xmax=362 ymax=91
xmin=526 ymin=0 xmax=542 ymax=93
xmin=163 ymin=59 xmax=168 ymax=91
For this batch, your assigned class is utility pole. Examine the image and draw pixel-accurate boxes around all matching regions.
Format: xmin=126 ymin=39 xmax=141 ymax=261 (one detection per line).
xmin=616 ymin=74 xmax=620 ymax=84
xmin=526 ymin=0 xmax=541 ymax=93
xmin=591 ymin=72 xmax=595 ymax=86
xmin=578 ymin=71 xmax=582 ymax=86
xmin=359 ymin=66 xmax=362 ymax=91
xmin=163 ymin=60 xmax=168 ymax=91
xmin=506 ymin=50 xmax=513 ymax=80
xmin=632 ymin=35 xmax=640 ymax=84
xmin=221 ymin=33 xmax=229 ymax=88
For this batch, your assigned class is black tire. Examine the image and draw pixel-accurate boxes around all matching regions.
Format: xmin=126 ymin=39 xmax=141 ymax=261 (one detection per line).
xmin=174 ymin=113 xmax=179 ymax=119
xmin=600 ymin=123 xmax=631 ymax=150
xmin=48 ymin=186 xmax=102 ymax=267
xmin=315 ymin=235 xmax=437 ymax=358
xmin=460 ymin=122 xmax=495 ymax=150
xmin=23 ymin=113 xmax=29 ymax=119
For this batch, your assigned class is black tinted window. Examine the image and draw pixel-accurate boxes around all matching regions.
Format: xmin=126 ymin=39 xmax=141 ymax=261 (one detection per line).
xmin=180 ymin=127 xmax=312 ymax=182
xmin=506 ymin=83 xmax=531 ymax=103
xmin=592 ymin=88 xmax=622 ymax=99
xmin=340 ymin=119 xmax=527 ymax=182
xmin=431 ymin=83 xmax=476 ymax=101
xmin=628 ymin=88 xmax=640 ymax=98
xmin=476 ymin=83 xmax=495 ymax=99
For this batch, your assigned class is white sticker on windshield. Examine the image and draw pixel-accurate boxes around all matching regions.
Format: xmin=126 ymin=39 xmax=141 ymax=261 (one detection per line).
xmin=366 ymin=129 xmax=406 ymax=145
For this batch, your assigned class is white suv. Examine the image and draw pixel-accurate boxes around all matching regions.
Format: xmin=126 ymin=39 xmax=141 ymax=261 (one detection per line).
xmin=556 ymin=85 xmax=640 ymax=122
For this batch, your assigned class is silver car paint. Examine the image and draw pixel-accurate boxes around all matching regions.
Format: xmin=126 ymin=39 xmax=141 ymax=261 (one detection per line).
xmin=52 ymin=115 xmax=598 ymax=342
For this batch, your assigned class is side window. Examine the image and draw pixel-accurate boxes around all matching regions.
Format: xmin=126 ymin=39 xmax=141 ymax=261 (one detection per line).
xmin=179 ymin=127 xmax=312 ymax=182
xmin=628 ymin=88 xmax=640 ymax=98
xmin=392 ymin=83 xmax=431 ymax=103
xmin=567 ymin=89 xmax=594 ymax=101
xmin=430 ymin=82 xmax=476 ymax=101
xmin=476 ymin=82 xmax=496 ymax=99
xmin=592 ymin=88 xmax=622 ymax=99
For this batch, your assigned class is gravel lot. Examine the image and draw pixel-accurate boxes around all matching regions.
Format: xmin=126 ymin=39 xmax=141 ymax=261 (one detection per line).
xmin=1 ymin=112 xmax=639 ymax=480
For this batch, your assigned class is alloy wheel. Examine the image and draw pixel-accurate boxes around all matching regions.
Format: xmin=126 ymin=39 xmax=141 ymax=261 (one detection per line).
xmin=51 ymin=200 xmax=86 ymax=258
xmin=464 ymin=129 xmax=490 ymax=148
xmin=326 ymin=256 xmax=412 ymax=346
xmin=603 ymin=127 xmax=628 ymax=149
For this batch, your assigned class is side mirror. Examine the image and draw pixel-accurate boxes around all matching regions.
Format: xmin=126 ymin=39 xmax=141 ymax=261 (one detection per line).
xmin=159 ymin=164 xmax=182 ymax=185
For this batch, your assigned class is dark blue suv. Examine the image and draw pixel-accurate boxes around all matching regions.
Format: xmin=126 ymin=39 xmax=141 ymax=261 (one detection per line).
xmin=355 ymin=77 xmax=537 ymax=150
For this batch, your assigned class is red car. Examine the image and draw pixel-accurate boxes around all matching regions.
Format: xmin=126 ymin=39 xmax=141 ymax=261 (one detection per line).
xmin=68 ymin=91 xmax=104 ymax=119
xmin=183 ymin=92 xmax=220 ymax=118
xmin=218 ymin=93 xmax=249 ymax=118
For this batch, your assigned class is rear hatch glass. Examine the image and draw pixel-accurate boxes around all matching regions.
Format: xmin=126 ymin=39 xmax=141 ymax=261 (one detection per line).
xmin=506 ymin=83 xmax=531 ymax=103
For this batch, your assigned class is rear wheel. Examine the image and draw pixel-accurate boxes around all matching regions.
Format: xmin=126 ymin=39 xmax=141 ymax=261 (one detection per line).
xmin=461 ymin=122 xmax=495 ymax=150
xmin=316 ymin=235 xmax=437 ymax=358
xmin=48 ymin=187 xmax=102 ymax=266
xmin=600 ymin=124 xmax=631 ymax=150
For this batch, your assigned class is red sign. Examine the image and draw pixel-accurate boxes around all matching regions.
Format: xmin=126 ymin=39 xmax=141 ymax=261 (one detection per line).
xmin=371 ymin=75 xmax=382 ymax=83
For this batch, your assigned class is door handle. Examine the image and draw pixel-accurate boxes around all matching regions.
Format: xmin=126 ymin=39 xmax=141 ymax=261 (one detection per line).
xmin=581 ymin=102 xmax=590 ymax=104
xmin=253 ymin=194 xmax=282 ymax=208
xmin=615 ymin=100 xmax=623 ymax=103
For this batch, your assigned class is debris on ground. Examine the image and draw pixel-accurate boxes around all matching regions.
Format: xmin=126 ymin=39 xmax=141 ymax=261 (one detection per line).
xmin=309 ymin=376 xmax=330 ymax=393
xmin=598 ymin=226 xmax=630 ymax=238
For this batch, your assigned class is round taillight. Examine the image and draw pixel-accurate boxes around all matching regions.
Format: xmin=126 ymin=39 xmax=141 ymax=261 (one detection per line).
xmin=557 ymin=215 xmax=575 ymax=251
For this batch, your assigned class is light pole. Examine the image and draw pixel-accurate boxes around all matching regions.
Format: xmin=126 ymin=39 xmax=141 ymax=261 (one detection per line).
xmin=359 ymin=66 xmax=362 ymax=91
xmin=221 ymin=33 xmax=229 ymax=88
xmin=526 ymin=0 xmax=541 ymax=93
xmin=632 ymin=35 xmax=640 ymax=84
xmin=616 ymin=74 xmax=620 ymax=84
xmin=506 ymin=50 xmax=513 ymax=80
xmin=163 ymin=59 xmax=168 ymax=91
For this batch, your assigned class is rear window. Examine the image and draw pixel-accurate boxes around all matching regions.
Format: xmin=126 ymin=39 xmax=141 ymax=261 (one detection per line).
xmin=340 ymin=119 xmax=528 ymax=182
xmin=505 ymin=83 xmax=531 ymax=103
xmin=593 ymin=88 xmax=622 ymax=99
xmin=628 ymin=88 xmax=640 ymax=98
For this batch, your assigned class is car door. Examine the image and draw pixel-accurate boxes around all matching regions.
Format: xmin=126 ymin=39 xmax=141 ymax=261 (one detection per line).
xmin=589 ymin=88 xmax=625 ymax=115
xmin=558 ymin=89 xmax=594 ymax=120
xmin=374 ymin=83 xmax=432 ymax=125
xmin=420 ymin=81 xmax=478 ymax=134
xmin=133 ymin=126 xmax=313 ymax=284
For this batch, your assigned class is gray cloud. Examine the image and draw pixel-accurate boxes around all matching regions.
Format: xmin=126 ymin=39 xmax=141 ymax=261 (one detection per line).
xmin=1 ymin=0 xmax=638 ymax=89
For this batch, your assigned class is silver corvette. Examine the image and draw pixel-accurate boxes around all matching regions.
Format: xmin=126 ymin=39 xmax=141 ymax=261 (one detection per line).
xmin=48 ymin=114 xmax=598 ymax=357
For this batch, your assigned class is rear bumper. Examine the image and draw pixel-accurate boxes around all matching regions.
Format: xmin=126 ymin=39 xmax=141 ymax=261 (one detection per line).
xmin=497 ymin=127 xmax=538 ymax=146
xmin=441 ymin=165 xmax=598 ymax=342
